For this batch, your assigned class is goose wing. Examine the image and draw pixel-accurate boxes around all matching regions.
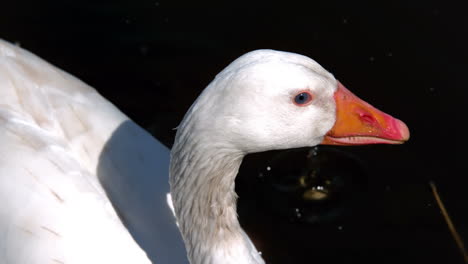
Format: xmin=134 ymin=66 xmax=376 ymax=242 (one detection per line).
xmin=0 ymin=39 xmax=186 ymax=264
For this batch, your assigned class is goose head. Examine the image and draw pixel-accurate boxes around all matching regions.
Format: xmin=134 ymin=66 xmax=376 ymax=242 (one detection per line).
xmin=175 ymin=49 xmax=408 ymax=154
xmin=170 ymin=49 xmax=409 ymax=264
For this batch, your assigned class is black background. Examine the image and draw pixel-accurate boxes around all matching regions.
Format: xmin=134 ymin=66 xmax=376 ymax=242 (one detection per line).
xmin=2 ymin=1 xmax=467 ymax=263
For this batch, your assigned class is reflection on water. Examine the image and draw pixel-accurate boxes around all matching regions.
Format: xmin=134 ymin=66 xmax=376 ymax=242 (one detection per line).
xmin=236 ymin=146 xmax=463 ymax=264
xmin=251 ymin=147 xmax=368 ymax=224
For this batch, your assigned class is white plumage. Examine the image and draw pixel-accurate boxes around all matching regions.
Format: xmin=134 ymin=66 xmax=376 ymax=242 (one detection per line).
xmin=0 ymin=39 xmax=187 ymax=264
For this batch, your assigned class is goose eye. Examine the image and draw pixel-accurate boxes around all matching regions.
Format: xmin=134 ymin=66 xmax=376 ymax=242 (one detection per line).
xmin=293 ymin=91 xmax=313 ymax=106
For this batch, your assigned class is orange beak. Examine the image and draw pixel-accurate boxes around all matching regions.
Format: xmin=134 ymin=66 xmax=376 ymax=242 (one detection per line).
xmin=321 ymin=82 xmax=410 ymax=145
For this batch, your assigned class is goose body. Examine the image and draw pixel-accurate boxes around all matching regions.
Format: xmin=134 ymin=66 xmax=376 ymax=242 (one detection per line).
xmin=0 ymin=39 xmax=187 ymax=264
xmin=0 ymin=39 xmax=409 ymax=264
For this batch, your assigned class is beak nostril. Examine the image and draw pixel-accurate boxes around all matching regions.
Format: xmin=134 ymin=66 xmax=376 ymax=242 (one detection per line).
xmin=359 ymin=113 xmax=376 ymax=125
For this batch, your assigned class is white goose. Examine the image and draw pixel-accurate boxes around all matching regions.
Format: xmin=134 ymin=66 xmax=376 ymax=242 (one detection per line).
xmin=0 ymin=39 xmax=409 ymax=264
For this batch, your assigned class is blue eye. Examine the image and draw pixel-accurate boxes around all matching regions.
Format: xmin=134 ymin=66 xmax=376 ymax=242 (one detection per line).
xmin=293 ymin=91 xmax=313 ymax=106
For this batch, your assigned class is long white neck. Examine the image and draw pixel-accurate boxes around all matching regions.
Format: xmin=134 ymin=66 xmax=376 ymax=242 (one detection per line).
xmin=169 ymin=117 xmax=265 ymax=264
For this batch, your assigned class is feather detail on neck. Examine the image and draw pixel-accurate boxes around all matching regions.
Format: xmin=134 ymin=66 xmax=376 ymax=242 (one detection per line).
xmin=170 ymin=122 xmax=264 ymax=264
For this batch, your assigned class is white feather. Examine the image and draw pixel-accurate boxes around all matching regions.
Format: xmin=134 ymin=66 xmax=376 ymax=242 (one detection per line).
xmin=0 ymin=39 xmax=187 ymax=264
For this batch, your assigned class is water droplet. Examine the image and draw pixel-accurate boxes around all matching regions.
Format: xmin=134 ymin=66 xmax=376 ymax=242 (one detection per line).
xmin=307 ymin=147 xmax=319 ymax=158
xmin=266 ymin=166 xmax=271 ymax=171
xmin=312 ymin=147 xmax=318 ymax=156
xmin=337 ymin=225 xmax=343 ymax=230
xmin=294 ymin=208 xmax=302 ymax=219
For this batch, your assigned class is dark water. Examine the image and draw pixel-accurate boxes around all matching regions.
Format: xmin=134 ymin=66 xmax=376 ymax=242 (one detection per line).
xmin=2 ymin=1 xmax=467 ymax=263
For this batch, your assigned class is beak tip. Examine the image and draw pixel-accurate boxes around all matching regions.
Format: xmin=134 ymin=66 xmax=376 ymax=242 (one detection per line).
xmin=396 ymin=119 xmax=410 ymax=142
